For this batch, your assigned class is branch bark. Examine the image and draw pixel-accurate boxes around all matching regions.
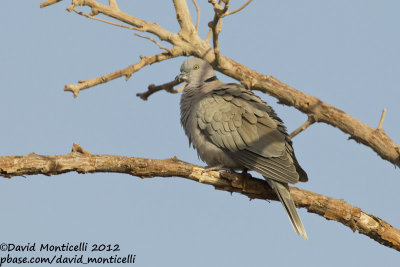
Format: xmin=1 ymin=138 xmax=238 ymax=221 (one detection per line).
xmin=64 ymin=52 xmax=178 ymax=98
xmin=1 ymin=146 xmax=399 ymax=252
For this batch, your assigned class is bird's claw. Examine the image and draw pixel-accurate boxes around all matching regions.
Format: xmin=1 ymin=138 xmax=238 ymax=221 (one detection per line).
xmin=201 ymin=164 xmax=226 ymax=174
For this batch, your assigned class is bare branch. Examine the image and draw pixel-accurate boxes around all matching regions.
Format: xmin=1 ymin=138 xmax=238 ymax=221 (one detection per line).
xmin=191 ymin=0 xmax=200 ymax=31
xmin=377 ymin=108 xmax=387 ymax=129
xmin=208 ymin=0 xmax=225 ymax=14
xmin=64 ymin=52 xmax=180 ymax=98
xmin=71 ymin=143 xmax=92 ymax=155
xmin=71 ymin=8 xmax=139 ymax=31
xmin=40 ymin=0 xmax=63 ymax=8
xmin=1 ymin=149 xmax=399 ymax=252
xmin=136 ymin=80 xmax=183 ymax=101
xmin=208 ymin=0 xmax=228 ymax=63
xmin=223 ymin=0 xmax=253 ymax=17
xmin=63 ymin=0 xmax=176 ymax=43
xmin=289 ymin=116 xmax=316 ymax=139
xmin=109 ymin=0 xmax=119 ymax=10
xmin=134 ymin=33 xmax=172 ymax=53
xmin=173 ymin=0 xmax=196 ymax=35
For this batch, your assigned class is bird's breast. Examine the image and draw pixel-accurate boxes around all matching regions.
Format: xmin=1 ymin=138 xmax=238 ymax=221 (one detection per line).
xmin=180 ymin=91 xmax=241 ymax=169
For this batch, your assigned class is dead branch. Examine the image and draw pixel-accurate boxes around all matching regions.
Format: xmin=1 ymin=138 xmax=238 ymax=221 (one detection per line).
xmin=66 ymin=0 xmax=176 ymax=42
xmin=377 ymin=108 xmax=387 ymax=130
xmin=40 ymin=0 xmax=63 ymax=8
xmin=208 ymin=0 xmax=229 ymax=63
xmin=289 ymin=116 xmax=316 ymax=139
xmin=191 ymin=0 xmax=200 ymax=31
xmin=223 ymin=0 xmax=253 ymax=17
xmin=137 ymin=80 xmax=182 ymax=101
xmin=134 ymin=33 xmax=172 ymax=53
xmin=173 ymin=0 xmax=197 ymax=36
xmin=71 ymin=8 xmax=139 ymax=31
xmin=65 ymin=52 xmax=178 ymax=98
xmin=0 ymin=146 xmax=399 ymax=252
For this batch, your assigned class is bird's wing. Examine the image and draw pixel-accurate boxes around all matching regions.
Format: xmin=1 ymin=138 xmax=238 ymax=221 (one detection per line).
xmin=197 ymin=83 xmax=300 ymax=184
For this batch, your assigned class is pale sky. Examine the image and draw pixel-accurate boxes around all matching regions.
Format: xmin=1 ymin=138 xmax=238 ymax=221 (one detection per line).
xmin=1 ymin=1 xmax=399 ymax=266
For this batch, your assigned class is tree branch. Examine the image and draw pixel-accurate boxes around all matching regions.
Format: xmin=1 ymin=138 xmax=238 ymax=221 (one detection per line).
xmin=173 ymin=0 xmax=196 ymax=36
xmin=40 ymin=0 xmax=63 ymax=8
xmin=64 ymin=52 xmax=179 ymax=98
xmin=136 ymin=80 xmax=184 ymax=101
xmin=134 ymin=33 xmax=172 ymax=53
xmin=1 ymin=146 xmax=399 ymax=252
xmin=289 ymin=116 xmax=316 ymax=139
xmin=191 ymin=0 xmax=200 ymax=31
xmin=377 ymin=108 xmax=387 ymax=130
xmin=66 ymin=0 xmax=176 ymax=43
xmin=71 ymin=7 xmax=139 ymax=31
xmin=208 ymin=0 xmax=229 ymax=63
xmin=223 ymin=0 xmax=253 ymax=17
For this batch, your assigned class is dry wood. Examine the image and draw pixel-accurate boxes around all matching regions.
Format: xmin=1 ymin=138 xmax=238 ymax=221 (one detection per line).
xmin=1 ymin=145 xmax=399 ymax=252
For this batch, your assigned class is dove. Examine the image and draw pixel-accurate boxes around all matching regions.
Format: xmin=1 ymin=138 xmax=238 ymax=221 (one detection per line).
xmin=177 ymin=57 xmax=308 ymax=240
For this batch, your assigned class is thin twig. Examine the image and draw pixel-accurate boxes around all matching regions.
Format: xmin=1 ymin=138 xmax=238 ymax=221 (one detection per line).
xmin=109 ymin=0 xmax=119 ymax=10
xmin=223 ymin=0 xmax=253 ymax=17
xmin=206 ymin=0 xmax=223 ymax=42
xmin=134 ymin=33 xmax=172 ymax=53
xmin=191 ymin=0 xmax=200 ymax=31
xmin=289 ymin=116 xmax=316 ymax=139
xmin=40 ymin=0 xmax=63 ymax=8
xmin=209 ymin=0 xmax=228 ymax=63
xmin=71 ymin=8 xmax=140 ymax=31
xmin=377 ymin=108 xmax=387 ymax=129
xmin=137 ymin=80 xmax=184 ymax=101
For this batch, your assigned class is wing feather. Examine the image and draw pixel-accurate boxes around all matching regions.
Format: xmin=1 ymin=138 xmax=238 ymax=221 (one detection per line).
xmin=196 ymin=84 xmax=303 ymax=184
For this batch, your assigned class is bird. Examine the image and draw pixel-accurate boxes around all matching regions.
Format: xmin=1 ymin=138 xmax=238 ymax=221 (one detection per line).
xmin=176 ymin=57 xmax=309 ymax=240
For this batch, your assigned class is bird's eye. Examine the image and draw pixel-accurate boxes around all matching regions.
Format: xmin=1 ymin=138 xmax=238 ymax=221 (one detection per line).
xmin=193 ymin=65 xmax=199 ymax=70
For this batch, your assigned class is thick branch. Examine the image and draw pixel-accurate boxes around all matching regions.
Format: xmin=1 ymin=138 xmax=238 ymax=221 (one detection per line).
xmin=1 ymin=148 xmax=399 ymax=252
xmin=173 ymin=0 xmax=196 ymax=36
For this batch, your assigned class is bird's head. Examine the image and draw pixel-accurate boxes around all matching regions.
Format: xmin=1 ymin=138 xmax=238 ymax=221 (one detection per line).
xmin=176 ymin=57 xmax=217 ymax=85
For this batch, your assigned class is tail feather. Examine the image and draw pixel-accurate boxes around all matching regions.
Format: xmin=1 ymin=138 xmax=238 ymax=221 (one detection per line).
xmin=266 ymin=178 xmax=308 ymax=240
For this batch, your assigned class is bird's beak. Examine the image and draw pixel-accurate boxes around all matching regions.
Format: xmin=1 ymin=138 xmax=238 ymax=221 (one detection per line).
xmin=175 ymin=73 xmax=187 ymax=83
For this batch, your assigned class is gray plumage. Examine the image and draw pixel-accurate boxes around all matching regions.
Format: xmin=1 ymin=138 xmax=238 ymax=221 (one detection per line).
xmin=177 ymin=57 xmax=308 ymax=240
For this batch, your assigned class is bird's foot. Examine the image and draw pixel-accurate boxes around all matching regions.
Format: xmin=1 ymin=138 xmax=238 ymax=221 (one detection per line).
xmin=241 ymin=169 xmax=252 ymax=192
xmin=201 ymin=164 xmax=227 ymax=174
